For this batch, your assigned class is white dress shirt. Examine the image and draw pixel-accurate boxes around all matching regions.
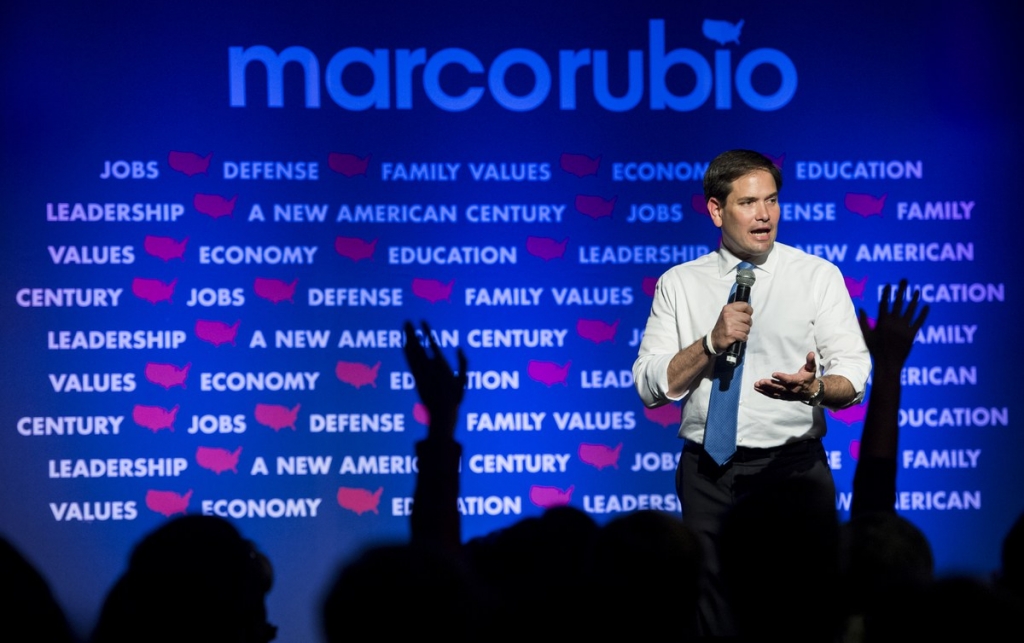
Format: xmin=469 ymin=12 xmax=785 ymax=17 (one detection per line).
xmin=632 ymin=242 xmax=871 ymax=448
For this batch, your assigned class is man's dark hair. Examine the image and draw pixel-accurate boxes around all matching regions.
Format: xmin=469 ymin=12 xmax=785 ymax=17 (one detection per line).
xmin=703 ymin=149 xmax=782 ymax=204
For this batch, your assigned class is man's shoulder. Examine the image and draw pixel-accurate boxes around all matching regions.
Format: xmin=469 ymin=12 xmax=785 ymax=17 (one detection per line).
xmin=773 ymin=243 xmax=851 ymax=301
xmin=673 ymin=248 xmax=719 ymax=271
xmin=659 ymin=249 xmax=718 ymax=280
xmin=774 ymin=242 xmax=843 ymax=272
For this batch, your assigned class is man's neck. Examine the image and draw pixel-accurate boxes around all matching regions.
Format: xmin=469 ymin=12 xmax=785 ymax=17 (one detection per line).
xmin=720 ymin=241 xmax=773 ymax=265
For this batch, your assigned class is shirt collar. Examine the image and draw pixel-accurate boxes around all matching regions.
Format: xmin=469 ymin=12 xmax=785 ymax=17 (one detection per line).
xmin=716 ymin=242 xmax=777 ymax=278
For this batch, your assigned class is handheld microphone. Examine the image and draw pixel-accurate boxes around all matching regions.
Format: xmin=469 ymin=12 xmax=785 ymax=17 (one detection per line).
xmin=725 ymin=267 xmax=756 ymax=366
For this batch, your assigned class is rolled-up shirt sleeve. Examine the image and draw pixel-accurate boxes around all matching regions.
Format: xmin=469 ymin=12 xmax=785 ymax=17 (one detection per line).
xmin=632 ymin=270 xmax=702 ymax=408
xmin=814 ymin=264 xmax=872 ymax=405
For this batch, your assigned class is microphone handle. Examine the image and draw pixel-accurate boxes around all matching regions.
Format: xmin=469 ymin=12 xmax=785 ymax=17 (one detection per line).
xmin=724 ymin=283 xmax=752 ymax=365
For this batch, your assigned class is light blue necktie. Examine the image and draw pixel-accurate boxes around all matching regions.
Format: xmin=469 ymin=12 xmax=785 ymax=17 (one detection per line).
xmin=704 ymin=261 xmax=755 ymax=465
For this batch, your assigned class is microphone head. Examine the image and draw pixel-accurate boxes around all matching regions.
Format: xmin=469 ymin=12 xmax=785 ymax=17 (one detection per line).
xmin=736 ymin=268 xmax=756 ymax=288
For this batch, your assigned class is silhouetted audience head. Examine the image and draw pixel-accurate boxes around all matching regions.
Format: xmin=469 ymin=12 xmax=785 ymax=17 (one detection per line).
xmin=584 ymin=509 xmax=703 ymax=641
xmin=0 ymin=535 xmax=77 ymax=643
xmin=462 ymin=505 xmax=598 ymax=639
xmin=718 ymin=477 xmax=842 ymax=643
xmin=321 ymin=542 xmax=480 ymax=642
xmin=840 ymin=511 xmax=934 ymax=615
xmin=89 ymin=515 xmax=275 ymax=643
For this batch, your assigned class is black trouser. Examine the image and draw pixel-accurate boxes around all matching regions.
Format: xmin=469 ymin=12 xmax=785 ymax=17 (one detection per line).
xmin=676 ymin=438 xmax=836 ymax=639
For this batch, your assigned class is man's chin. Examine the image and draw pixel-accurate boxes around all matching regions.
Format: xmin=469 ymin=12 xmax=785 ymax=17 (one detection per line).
xmin=722 ymin=237 xmax=774 ymax=261
xmin=741 ymin=242 xmax=773 ymax=262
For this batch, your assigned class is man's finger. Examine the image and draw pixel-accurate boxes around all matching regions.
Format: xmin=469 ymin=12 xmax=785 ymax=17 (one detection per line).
xmin=857 ymin=308 xmax=871 ymax=336
xmin=893 ymin=278 xmax=907 ymax=311
xmin=803 ymin=352 xmax=816 ymax=372
xmin=402 ymin=321 xmax=420 ymax=360
xmin=457 ymin=349 xmax=468 ymax=385
xmin=421 ymin=321 xmax=439 ymax=356
xmin=878 ymin=283 xmax=892 ymax=318
xmin=911 ymin=304 xmax=930 ymax=334
xmin=902 ymin=288 xmax=920 ymax=322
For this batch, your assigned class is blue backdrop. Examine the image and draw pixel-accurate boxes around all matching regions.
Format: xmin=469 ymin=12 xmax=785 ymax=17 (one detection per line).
xmin=2 ymin=1 xmax=1021 ymax=641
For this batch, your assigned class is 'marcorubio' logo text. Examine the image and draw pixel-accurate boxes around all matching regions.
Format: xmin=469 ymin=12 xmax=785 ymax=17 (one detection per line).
xmin=228 ymin=19 xmax=796 ymax=112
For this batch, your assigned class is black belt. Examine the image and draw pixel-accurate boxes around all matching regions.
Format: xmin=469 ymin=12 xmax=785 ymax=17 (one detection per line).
xmin=685 ymin=438 xmax=822 ymax=464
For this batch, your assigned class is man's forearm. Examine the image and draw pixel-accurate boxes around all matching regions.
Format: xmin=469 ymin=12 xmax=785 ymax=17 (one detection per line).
xmin=819 ymin=374 xmax=858 ymax=409
xmin=411 ymin=436 xmax=462 ymax=552
xmin=666 ymin=337 xmax=714 ymax=398
xmin=856 ymin=362 xmax=902 ymax=458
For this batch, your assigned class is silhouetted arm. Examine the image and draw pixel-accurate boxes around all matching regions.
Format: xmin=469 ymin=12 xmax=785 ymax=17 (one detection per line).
xmin=403 ymin=321 xmax=467 ymax=551
xmin=851 ymin=280 xmax=928 ymax=518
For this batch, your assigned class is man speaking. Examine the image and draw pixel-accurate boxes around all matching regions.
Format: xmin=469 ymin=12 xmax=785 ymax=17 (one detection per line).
xmin=632 ymin=149 xmax=871 ymax=637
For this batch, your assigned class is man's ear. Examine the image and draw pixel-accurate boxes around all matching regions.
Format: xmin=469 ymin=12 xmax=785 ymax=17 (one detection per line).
xmin=707 ymin=197 xmax=724 ymax=229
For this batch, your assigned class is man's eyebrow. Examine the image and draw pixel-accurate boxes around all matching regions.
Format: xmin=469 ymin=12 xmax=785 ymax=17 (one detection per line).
xmin=737 ymin=193 xmax=776 ymax=202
